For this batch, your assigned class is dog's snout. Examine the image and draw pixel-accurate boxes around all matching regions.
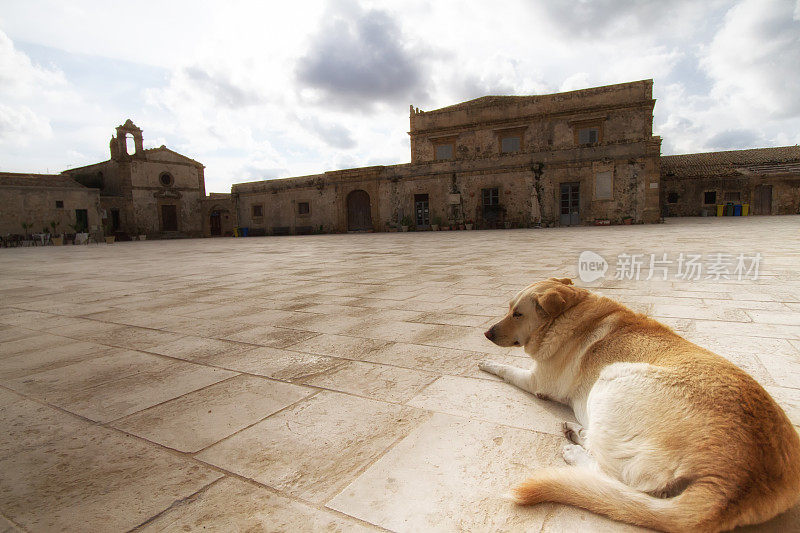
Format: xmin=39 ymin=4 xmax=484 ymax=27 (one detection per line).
xmin=484 ymin=327 xmax=494 ymax=340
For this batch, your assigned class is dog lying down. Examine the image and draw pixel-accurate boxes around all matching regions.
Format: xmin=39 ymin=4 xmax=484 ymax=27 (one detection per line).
xmin=479 ymin=278 xmax=800 ymax=533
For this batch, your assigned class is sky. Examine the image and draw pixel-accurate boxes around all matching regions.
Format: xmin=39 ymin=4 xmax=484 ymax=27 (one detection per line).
xmin=1 ymin=1 xmax=799 ymax=193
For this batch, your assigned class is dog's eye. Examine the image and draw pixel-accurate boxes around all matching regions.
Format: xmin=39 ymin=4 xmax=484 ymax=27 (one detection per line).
xmin=512 ymin=311 xmax=522 ymax=318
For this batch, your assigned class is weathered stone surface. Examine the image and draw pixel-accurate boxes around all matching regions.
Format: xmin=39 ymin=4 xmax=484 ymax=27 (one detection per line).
xmin=196 ymin=391 xmax=430 ymax=504
xmin=0 ymin=216 xmax=798 ymax=531
xmin=139 ymin=477 xmax=378 ymax=532
xmin=0 ymin=425 xmax=221 ymax=533
xmin=111 ymin=375 xmax=314 ymax=452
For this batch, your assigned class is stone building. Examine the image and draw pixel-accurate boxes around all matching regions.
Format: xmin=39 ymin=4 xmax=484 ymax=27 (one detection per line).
xmin=62 ymin=120 xmax=206 ymax=238
xmin=0 ymin=172 xmax=102 ymax=238
xmin=661 ymin=146 xmax=800 ymax=217
xmin=200 ymin=193 xmax=237 ymax=237
xmin=232 ymin=80 xmax=662 ymax=234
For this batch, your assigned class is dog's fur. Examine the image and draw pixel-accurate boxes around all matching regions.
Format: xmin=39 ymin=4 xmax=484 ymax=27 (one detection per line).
xmin=480 ymin=278 xmax=800 ymax=533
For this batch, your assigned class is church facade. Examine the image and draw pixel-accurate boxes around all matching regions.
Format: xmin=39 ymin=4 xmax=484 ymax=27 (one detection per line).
xmin=62 ymin=120 xmax=207 ymax=237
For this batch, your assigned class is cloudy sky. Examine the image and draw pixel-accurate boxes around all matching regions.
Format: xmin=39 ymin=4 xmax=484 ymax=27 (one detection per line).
xmin=1 ymin=0 xmax=799 ymax=193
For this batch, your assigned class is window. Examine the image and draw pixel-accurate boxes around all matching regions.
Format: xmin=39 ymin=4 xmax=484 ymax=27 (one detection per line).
xmin=159 ymin=172 xmax=174 ymax=187
xmin=594 ymin=171 xmax=612 ymax=200
xmin=578 ymin=127 xmax=599 ymax=145
xmin=252 ymin=204 xmax=263 ymax=217
xmin=435 ymin=143 xmax=454 ymax=160
xmin=724 ymin=191 xmax=741 ymax=202
xmin=667 ymin=192 xmax=679 ymax=204
xmin=704 ymin=191 xmax=717 ymax=204
xmin=55 ymin=200 xmax=64 ymax=208
xmin=414 ymin=194 xmax=430 ymax=226
xmin=482 ymin=187 xmax=499 ymax=207
xmin=500 ymin=136 xmax=521 ymax=153
xmin=298 ymin=202 xmax=310 ymax=215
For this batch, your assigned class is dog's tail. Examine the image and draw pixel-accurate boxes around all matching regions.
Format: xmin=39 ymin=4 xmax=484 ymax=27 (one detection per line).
xmin=511 ymin=467 xmax=727 ymax=533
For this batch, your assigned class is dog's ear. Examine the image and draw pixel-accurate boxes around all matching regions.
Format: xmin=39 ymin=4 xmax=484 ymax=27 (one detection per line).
xmin=549 ymin=277 xmax=574 ymax=286
xmin=537 ymin=284 xmax=578 ymax=317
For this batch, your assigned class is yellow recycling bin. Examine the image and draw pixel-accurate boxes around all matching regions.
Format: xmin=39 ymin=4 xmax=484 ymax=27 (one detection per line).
xmin=716 ymin=205 xmax=724 ymax=217
xmin=742 ymin=204 xmax=749 ymax=216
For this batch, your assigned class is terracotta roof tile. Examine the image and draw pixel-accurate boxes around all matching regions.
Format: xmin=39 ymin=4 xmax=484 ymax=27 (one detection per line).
xmin=662 ymin=146 xmax=800 ymax=178
xmin=0 ymin=172 xmax=88 ymax=189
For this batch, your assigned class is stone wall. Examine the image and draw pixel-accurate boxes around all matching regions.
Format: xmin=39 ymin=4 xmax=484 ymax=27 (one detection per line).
xmin=0 ymin=174 xmax=102 ymax=236
xmin=409 ymin=80 xmax=655 ymax=164
xmin=232 ymin=81 xmax=661 ymax=233
xmin=661 ymin=148 xmax=800 ymax=217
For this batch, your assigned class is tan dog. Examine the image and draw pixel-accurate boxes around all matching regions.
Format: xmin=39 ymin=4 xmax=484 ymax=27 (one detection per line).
xmin=479 ymin=278 xmax=800 ymax=533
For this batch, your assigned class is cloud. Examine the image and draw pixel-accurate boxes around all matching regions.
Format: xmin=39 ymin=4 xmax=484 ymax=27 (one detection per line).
xmin=0 ymin=29 xmax=70 ymax=101
xmin=184 ymin=66 xmax=264 ymax=109
xmin=0 ymin=104 xmax=52 ymax=146
xmin=295 ymin=1 xmax=427 ymax=107
xmin=536 ymin=1 xmax=729 ymax=41
xmin=705 ymin=129 xmax=762 ymax=150
xmin=300 ymin=116 xmax=356 ymax=150
xmin=702 ymin=0 xmax=800 ymax=119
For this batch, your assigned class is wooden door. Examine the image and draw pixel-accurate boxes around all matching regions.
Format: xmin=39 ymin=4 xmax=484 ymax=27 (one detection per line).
xmin=754 ymin=185 xmax=772 ymax=215
xmin=210 ymin=211 xmax=221 ymax=235
xmin=347 ymin=190 xmax=372 ymax=231
xmin=161 ymin=204 xmax=178 ymax=231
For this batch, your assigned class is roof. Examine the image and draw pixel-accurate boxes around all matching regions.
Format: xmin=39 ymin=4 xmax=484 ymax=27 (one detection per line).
xmin=429 ymin=95 xmax=541 ymax=114
xmin=0 ymin=172 xmax=88 ymax=189
xmin=144 ymin=146 xmax=205 ymax=167
xmin=422 ymin=79 xmax=654 ymax=115
xmin=662 ymin=146 xmax=800 ymax=178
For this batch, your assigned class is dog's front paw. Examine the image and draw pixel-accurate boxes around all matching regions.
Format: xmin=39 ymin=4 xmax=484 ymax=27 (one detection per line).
xmin=478 ymin=360 xmax=502 ymax=376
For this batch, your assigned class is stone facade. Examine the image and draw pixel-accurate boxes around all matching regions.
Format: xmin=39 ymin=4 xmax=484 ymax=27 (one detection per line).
xmin=233 ymin=80 xmax=662 ymax=234
xmin=661 ymin=147 xmax=800 ymax=217
xmin=63 ymin=120 xmax=206 ymax=238
xmin=0 ymin=173 xmax=102 ymax=238
xmin=200 ymin=193 xmax=237 ymax=237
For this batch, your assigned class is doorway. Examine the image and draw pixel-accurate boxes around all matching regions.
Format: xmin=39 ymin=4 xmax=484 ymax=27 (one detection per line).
xmin=210 ymin=210 xmax=222 ymax=236
xmin=347 ymin=190 xmax=372 ymax=231
xmin=560 ymin=183 xmax=580 ymax=226
xmin=161 ymin=204 xmax=178 ymax=232
xmin=110 ymin=208 xmax=120 ymax=232
xmin=414 ymin=194 xmax=430 ymax=227
xmin=753 ymin=185 xmax=772 ymax=215
xmin=74 ymin=209 xmax=88 ymax=233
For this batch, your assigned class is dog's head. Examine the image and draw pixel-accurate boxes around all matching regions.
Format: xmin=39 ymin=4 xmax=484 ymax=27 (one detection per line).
xmin=484 ymin=277 xmax=582 ymax=353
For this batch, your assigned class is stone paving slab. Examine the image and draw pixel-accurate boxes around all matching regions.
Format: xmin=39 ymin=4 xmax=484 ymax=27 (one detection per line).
xmin=0 ymin=216 xmax=799 ymax=531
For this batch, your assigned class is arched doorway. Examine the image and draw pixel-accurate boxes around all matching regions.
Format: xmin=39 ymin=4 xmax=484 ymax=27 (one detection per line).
xmin=347 ymin=190 xmax=372 ymax=231
xmin=210 ymin=210 xmax=222 ymax=235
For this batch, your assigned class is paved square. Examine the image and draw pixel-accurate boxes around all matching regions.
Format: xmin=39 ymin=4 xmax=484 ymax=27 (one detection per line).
xmin=1 ymin=216 xmax=799 ymax=532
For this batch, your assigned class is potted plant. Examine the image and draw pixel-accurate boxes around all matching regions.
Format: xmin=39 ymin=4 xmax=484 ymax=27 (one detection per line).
xmin=50 ymin=220 xmax=63 ymax=245
xmin=465 ymin=219 xmax=474 ymax=230
xmin=137 ymin=227 xmax=147 ymax=241
xmin=622 ymin=216 xmax=633 ymax=225
xmin=66 ymin=222 xmax=80 ymax=244
xmin=431 ymin=215 xmax=441 ymax=231
xmin=400 ymin=215 xmax=413 ymax=232
xmin=20 ymin=222 xmax=33 ymax=245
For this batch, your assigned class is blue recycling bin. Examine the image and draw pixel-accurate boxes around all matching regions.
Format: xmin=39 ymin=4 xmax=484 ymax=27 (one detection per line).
xmin=733 ymin=204 xmax=742 ymax=216
xmin=241 ymin=227 xmax=249 ymax=237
